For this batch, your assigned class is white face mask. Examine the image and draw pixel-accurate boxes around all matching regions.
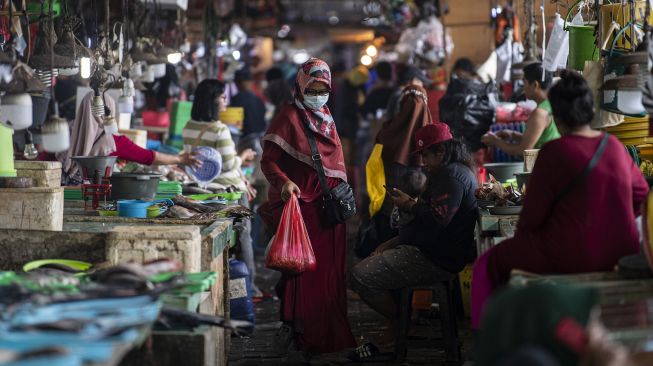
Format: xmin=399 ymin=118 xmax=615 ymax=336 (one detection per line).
xmin=303 ymin=95 xmax=329 ymax=110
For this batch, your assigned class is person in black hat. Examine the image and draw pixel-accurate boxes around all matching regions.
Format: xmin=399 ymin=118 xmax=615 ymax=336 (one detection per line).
xmin=231 ymin=67 xmax=267 ymax=139
xmin=385 ymin=65 xmax=432 ymax=121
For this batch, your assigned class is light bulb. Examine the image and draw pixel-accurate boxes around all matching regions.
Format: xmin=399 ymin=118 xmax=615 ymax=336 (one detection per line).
xmin=167 ymin=52 xmax=183 ymax=64
xmin=103 ymin=115 xmax=118 ymax=135
xmin=91 ymin=94 xmax=105 ymax=118
xmin=41 ymin=115 xmax=70 ymax=153
xmin=360 ymin=55 xmax=373 ymax=66
xmin=123 ymin=78 xmax=135 ymax=97
xmin=142 ymin=66 xmax=155 ymax=83
xmin=23 ymin=130 xmax=38 ymax=160
xmin=152 ymin=63 xmax=166 ymax=78
xmin=0 ymin=93 xmax=33 ymax=130
xmin=80 ymin=57 xmax=92 ymax=79
xmin=366 ymin=45 xmax=378 ymax=57
xmin=118 ymin=95 xmax=134 ymax=114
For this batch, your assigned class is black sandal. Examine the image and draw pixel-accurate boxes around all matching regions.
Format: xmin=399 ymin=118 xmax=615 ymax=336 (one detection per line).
xmin=347 ymin=342 xmax=395 ymax=363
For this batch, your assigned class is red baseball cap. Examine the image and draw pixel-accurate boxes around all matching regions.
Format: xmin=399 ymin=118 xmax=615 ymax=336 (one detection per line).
xmin=414 ymin=123 xmax=454 ymax=153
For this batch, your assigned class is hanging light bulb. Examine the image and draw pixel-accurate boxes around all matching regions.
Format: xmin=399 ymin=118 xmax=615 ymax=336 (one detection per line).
xmin=23 ymin=130 xmax=38 ymax=160
xmin=142 ymin=66 xmax=155 ymax=83
xmin=41 ymin=103 xmax=70 ymax=153
xmin=365 ymin=45 xmax=378 ymax=57
xmin=167 ymin=52 xmax=183 ymax=64
xmin=0 ymin=93 xmax=33 ymax=130
xmin=91 ymin=90 xmax=105 ymax=118
xmin=103 ymin=114 xmax=118 ymax=135
xmin=152 ymin=63 xmax=167 ymax=78
xmin=118 ymin=78 xmax=135 ymax=114
xmin=80 ymin=57 xmax=92 ymax=79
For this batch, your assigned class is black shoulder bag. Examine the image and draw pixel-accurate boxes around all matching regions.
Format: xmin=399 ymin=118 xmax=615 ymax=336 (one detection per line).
xmin=552 ymin=133 xmax=610 ymax=206
xmin=300 ymin=122 xmax=356 ymax=224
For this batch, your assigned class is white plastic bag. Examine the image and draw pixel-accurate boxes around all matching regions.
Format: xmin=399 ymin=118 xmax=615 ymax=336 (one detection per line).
xmin=543 ymin=13 xmax=569 ymax=72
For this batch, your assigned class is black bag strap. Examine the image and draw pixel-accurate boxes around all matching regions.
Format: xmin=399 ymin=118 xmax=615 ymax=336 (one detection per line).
xmin=300 ymin=119 xmax=332 ymax=199
xmin=552 ymin=133 xmax=609 ymax=206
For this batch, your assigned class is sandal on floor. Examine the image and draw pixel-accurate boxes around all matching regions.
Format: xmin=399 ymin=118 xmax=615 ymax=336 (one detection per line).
xmin=347 ymin=342 xmax=395 ymax=363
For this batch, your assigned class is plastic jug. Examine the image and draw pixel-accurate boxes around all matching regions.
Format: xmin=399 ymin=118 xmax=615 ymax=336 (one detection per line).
xmin=0 ymin=124 xmax=16 ymax=177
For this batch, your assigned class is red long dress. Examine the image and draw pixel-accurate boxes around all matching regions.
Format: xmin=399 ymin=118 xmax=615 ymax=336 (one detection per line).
xmin=261 ymin=105 xmax=356 ymax=353
xmin=487 ymin=134 xmax=649 ymax=286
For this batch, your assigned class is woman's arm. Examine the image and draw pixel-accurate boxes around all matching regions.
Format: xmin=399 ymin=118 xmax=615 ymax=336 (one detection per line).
xmin=260 ymin=141 xmax=291 ymax=190
xmin=152 ymin=151 xmax=201 ymax=167
xmin=113 ymin=135 xmax=199 ymax=167
xmin=482 ymin=108 xmax=551 ymax=157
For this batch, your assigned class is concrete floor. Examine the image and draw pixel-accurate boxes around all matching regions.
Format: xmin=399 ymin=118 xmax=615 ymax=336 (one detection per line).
xmin=228 ymin=255 xmax=474 ymax=366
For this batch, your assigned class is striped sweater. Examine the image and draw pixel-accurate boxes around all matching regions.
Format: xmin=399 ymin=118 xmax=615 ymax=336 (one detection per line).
xmin=182 ymin=120 xmax=245 ymax=190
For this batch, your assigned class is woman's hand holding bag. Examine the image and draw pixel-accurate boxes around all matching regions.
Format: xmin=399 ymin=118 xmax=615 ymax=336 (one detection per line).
xmin=265 ymin=194 xmax=317 ymax=273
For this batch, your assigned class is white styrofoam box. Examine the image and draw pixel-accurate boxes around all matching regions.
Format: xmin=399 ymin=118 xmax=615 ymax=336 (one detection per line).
xmin=14 ymin=160 xmax=62 ymax=188
xmin=0 ymin=187 xmax=63 ymax=230
xmin=106 ymin=225 xmax=201 ymax=272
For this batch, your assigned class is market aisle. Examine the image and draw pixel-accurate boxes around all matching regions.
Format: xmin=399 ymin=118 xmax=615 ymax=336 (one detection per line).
xmin=229 ymin=243 xmax=473 ymax=365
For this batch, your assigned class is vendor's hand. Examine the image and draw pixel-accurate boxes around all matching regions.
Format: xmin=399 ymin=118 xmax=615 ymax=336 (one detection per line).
xmin=281 ymin=181 xmax=301 ymax=202
xmin=240 ymin=149 xmax=257 ymax=164
xmin=179 ymin=152 xmax=202 ymax=168
xmin=390 ymin=188 xmax=417 ymax=211
xmin=495 ymin=130 xmax=513 ymax=140
xmin=481 ymin=132 xmax=501 ymax=147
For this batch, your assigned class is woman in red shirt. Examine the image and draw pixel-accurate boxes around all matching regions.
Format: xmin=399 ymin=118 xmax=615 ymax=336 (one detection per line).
xmin=471 ymin=71 xmax=649 ymax=328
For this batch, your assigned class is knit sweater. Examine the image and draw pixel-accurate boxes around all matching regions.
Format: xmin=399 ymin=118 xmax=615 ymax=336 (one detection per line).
xmin=182 ymin=120 xmax=245 ymax=190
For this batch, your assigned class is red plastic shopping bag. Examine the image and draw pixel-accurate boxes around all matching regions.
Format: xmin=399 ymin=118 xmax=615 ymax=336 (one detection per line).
xmin=265 ymin=194 xmax=317 ymax=273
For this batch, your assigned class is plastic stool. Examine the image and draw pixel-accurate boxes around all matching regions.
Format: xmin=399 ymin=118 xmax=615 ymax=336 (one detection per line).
xmin=395 ymin=276 xmax=462 ymax=365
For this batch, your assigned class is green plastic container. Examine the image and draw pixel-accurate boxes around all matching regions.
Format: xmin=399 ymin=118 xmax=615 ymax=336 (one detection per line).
xmin=567 ymin=25 xmax=598 ymax=70
xmin=161 ymin=292 xmax=204 ymax=312
xmin=169 ymin=101 xmax=193 ymax=137
xmin=0 ymin=124 xmax=16 ymax=177
xmin=564 ymin=0 xmax=598 ymax=70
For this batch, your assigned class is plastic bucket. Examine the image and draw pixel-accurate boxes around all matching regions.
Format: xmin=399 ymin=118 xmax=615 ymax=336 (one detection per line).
xmin=0 ymin=124 xmax=16 ymax=177
xmin=567 ymin=25 xmax=598 ymax=70
xmin=110 ymin=173 xmax=162 ymax=201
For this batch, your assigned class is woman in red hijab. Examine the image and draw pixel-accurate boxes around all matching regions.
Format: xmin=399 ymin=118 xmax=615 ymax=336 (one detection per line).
xmin=261 ymin=58 xmax=356 ymax=355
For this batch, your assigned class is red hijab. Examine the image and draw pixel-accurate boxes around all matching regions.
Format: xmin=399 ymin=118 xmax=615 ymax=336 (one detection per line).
xmin=262 ymin=58 xmax=347 ymax=181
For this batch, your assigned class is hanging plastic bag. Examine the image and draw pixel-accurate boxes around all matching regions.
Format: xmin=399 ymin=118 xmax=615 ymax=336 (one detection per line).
xmin=543 ymin=13 xmax=569 ymax=72
xmin=366 ymin=143 xmax=386 ymax=217
xmin=265 ymin=195 xmax=316 ymax=273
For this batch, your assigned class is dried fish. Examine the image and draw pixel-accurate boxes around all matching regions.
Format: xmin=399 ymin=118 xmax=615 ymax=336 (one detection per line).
xmin=219 ymin=205 xmax=254 ymax=219
xmin=166 ymin=205 xmax=197 ymax=219
xmin=173 ymin=195 xmax=223 ymax=213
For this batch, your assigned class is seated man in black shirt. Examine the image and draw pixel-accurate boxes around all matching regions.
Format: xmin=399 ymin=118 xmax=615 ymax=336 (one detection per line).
xmin=349 ymin=123 xmax=478 ymax=358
